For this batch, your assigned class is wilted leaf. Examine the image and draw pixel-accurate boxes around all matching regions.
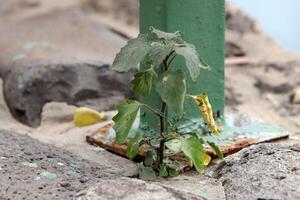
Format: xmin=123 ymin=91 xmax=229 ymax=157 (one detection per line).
xmin=112 ymin=34 xmax=151 ymax=72
xmin=150 ymin=26 xmax=181 ymax=41
xmin=148 ymin=42 xmax=174 ymax=67
xmin=126 ymin=132 xmax=143 ymax=160
xmin=208 ymin=141 xmax=224 ymax=159
xmin=175 ymin=43 xmax=210 ymax=81
xmin=131 ymin=69 xmax=155 ymax=96
xmin=191 ymin=93 xmax=220 ymax=136
xmin=139 ymin=166 xmax=157 ymax=181
xmin=73 ymin=107 xmax=105 ymax=127
xmin=112 ymin=100 xmax=140 ymax=144
xmin=181 ymin=135 xmax=204 ymax=173
xmin=156 ymin=70 xmax=186 ymax=117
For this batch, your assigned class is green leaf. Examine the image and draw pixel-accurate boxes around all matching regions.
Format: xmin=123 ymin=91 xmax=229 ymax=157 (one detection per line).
xmin=112 ymin=100 xmax=140 ymax=144
xmin=168 ymin=168 xmax=178 ymax=177
xmin=112 ymin=34 xmax=151 ymax=72
xmin=156 ymin=70 xmax=186 ymax=117
xmin=139 ymin=166 xmax=157 ymax=181
xmin=144 ymin=151 xmax=156 ymax=167
xmin=131 ymin=69 xmax=155 ymax=96
xmin=208 ymin=141 xmax=224 ymax=159
xmin=175 ymin=43 xmax=210 ymax=81
xmin=126 ymin=132 xmax=143 ymax=160
xmin=148 ymin=42 xmax=174 ymax=67
xmin=181 ymin=135 xmax=205 ymax=173
xmin=149 ymin=26 xmax=181 ymax=41
xmin=159 ymin=164 xmax=168 ymax=177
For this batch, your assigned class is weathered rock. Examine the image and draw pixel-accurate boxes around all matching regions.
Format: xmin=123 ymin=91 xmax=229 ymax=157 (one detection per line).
xmin=0 ymin=9 xmax=134 ymax=127
xmin=214 ymin=143 xmax=300 ymax=200
xmin=4 ymin=63 xmax=135 ymax=127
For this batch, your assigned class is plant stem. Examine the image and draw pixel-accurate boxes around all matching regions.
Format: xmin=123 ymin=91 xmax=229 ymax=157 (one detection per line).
xmin=156 ymin=51 xmax=175 ymax=167
xmin=141 ymin=103 xmax=163 ymax=118
xmin=158 ymin=101 xmax=166 ymax=165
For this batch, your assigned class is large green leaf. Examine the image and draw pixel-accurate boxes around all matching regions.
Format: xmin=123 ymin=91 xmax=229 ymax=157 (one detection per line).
xmin=156 ymin=70 xmax=186 ymax=117
xmin=175 ymin=43 xmax=210 ymax=81
xmin=181 ymin=135 xmax=204 ymax=173
xmin=131 ymin=69 xmax=155 ymax=96
xmin=112 ymin=100 xmax=140 ymax=144
xmin=112 ymin=34 xmax=151 ymax=72
xmin=208 ymin=141 xmax=224 ymax=159
xmin=148 ymin=42 xmax=175 ymax=67
xmin=126 ymin=132 xmax=143 ymax=160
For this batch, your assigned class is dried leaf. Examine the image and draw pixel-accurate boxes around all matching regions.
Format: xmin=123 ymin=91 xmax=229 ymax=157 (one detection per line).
xmin=191 ymin=93 xmax=220 ymax=136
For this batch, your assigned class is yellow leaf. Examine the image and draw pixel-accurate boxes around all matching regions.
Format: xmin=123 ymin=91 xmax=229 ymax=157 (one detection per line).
xmin=203 ymin=153 xmax=211 ymax=166
xmin=73 ymin=107 xmax=105 ymax=127
xmin=191 ymin=93 xmax=221 ymax=136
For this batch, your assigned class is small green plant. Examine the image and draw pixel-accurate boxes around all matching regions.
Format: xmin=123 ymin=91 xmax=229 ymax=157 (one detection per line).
xmin=111 ymin=27 xmax=223 ymax=180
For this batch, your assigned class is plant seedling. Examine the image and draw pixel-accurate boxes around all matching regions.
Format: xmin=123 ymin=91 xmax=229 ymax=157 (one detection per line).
xmin=111 ymin=27 xmax=223 ymax=180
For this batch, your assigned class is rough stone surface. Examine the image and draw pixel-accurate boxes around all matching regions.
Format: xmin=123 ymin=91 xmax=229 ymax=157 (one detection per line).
xmin=76 ymin=178 xmax=206 ymax=200
xmin=0 ymin=9 xmax=134 ymax=127
xmin=0 ymin=129 xmax=117 ymax=200
xmin=0 ymin=129 xmax=226 ymax=200
xmin=213 ymin=143 xmax=300 ymax=200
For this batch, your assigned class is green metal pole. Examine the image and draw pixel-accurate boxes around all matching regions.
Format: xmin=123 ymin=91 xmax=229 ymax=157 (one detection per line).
xmin=140 ymin=0 xmax=225 ymax=133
